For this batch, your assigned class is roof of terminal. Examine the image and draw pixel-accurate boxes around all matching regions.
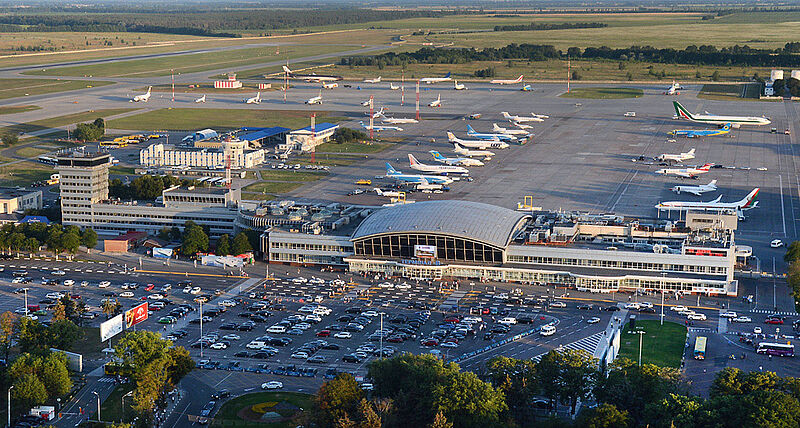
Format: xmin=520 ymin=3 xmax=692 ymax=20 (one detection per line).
xmin=239 ymin=127 xmax=290 ymax=142
xmin=351 ymin=200 xmax=530 ymax=248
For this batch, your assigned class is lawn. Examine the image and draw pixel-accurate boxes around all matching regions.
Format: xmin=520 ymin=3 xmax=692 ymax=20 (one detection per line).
xmin=257 ymin=170 xmax=328 ymax=182
xmin=0 ymin=78 xmax=114 ymax=101
xmin=559 ymin=87 xmax=644 ymax=99
xmin=243 ymin=182 xmax=305 ymax=195
xmin=14 ymin=146 xmax=51 ymax=159
xmin=0 ymin=105 xmax=40 ymax=115
xmin=697 ymin=83 xmax=764 ymax=101
xmin=106 ymin=108 xmax=345 ymax=132
xmin=211 ymin=391 xmax=313 ymax=428
xmin=617 ymin=320 xmax=687 ymax=368
xmin=0 ymin=108 xmax=139 ymax=137
xmin=99 ymin=383 xmax=135 ymax=423
xmin=109 ymin=165 xmax=137 ymax=175
xmin=313 ymin=140 xmax=392 ymax=154
xmin=0 ymin=161 xmax=54 ymax=186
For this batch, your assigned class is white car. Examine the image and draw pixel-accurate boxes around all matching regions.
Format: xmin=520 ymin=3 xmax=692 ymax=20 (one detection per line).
xmin=182 ymin=286 xmax=193 ymax=293
xmin=11 ymin=278 xmax=25 ymax=284
xmin=331 ymin=279 xmax=346 ymax=286
xmin=222 ymin=334 xmax=240 ymax=341
xmin=120 ymin=291 xmax=135 ymax=298
xmin=209 ymin=342 xmax=227 ymax=350
xmin=361 ymin=311 xmax=379 ymax=317
xmin=290 ymin=351 xmax=309 ymax=359
xmin=771 ymin=239 xmax=784 ymax=248
xmin=52 ymin=270 xmax=66 ymax=276
xmin=395 ymin=282 xmax=411 ymax=290
xmin=720 ymin=311 xmax=737 ymax=318
xmin=549 ymin=301 xmax=567 ymax=308
xmin=669 ymin=305 xmax=688 ymax=312
xmin=190 ymin=287 xmax=202 ymax=295
xmin=732 ymin=316 xmax=752 ymax=323
xmin=587 ymin=317 xmax=601 ymax=324
xmin=638 ymin=302 xmax=653 ymax=309
xmin=147 ymin=294 xmax=165 ymax=300
xmin=266 ymin=325 xmax=286 ymax=334
xmin=246 ymin=341 xmax=267 ymax=349
xmin=291 ymin=277 xmax=307 ymax=284
xmin=305 ymin=314 xmax=322 ymax=323
xmin=624 ymin=302 xmax=640 ymax=310
xmin=46 ymin=292 xmax=64 ymax=299
xmin=334 ymin=331 xmax=352 ymax=339
xmin=220 ymin=300 xmax=237 ymax=307
xmin=313 ymin=307 xmax=332 ymax=316
xmin=63 ymin=279 xmax=75 ymax=286
xmin=624 ymin=111 xmax=636 ymax=117
xmin=498 ymin=317 xmax=517 ymax=325
xmin=309 ymin=277 xmax=325 ymax=284
xmin=80 ymin=281 xmax=90 ymax=287
xmin=98 ymin=281 xmax=111 ymax=288
xmin=441 ymin=341 xmax=458 ymax=348
xmin=539 ymin=325 xmax=556 ymax=336
xmin=261 ymin=381 xmax=283 ymax=390
xmin=378 ymin=282 xmax=394 ymax=289
xmin=753 ymin=326 xmax=763 ymax=334
xmin=687 ymin=313 xmax=707 ymax=321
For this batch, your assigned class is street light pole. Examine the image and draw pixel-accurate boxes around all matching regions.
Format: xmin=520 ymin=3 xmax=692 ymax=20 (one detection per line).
xmin=92 ymin=391 xmax=100 ymax=422
xmin=121 ymin=390 xmax=134 ymax=422
xmin=200 ymin=300 xmax=204 ymax=359
xmin=8 ymin=385 xmax=14 ymax=427
xmin=636 ymin=331 xmax=646 ymax=366
xmin=379 ymin=312 xmax=384 ymax=359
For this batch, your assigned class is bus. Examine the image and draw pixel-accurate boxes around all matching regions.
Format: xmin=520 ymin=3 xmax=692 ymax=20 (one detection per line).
xmin=103 ymin=361 xmax=125 ymax=376
xmin=756 ymin=342 xmax=794 ymax=357
xmin=693 ymin=336 xmax=707 ymax=360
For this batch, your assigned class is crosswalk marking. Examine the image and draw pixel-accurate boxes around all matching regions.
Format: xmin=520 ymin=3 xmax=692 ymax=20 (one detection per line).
xmin=749 ymin=309 xmax=799 ymax=316
xmin=530 ymin=332 xmax=604 ymax=363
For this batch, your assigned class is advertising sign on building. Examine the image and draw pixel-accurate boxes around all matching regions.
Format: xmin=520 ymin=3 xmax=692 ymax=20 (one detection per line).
xmin=100 ymin=314 xmax=124 ymax=342
xmin=125 ymin=302 xmax=149 ymax=328
xmin=414 ymin=245 xmax=437 ymax=259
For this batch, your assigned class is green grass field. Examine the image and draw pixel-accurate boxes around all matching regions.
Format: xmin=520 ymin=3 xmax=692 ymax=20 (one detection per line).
xmin=0 ymin=161 xmax=54 ymax=186
xmin=254 ymin=170 xmax=328 ymax=182
xmin=313 ymin=140 xmax=392 ymax=154
xmin=697 ymin=83 xmax=765 ymax=101
xmin=243 ymin=182 xmax=304 ymax=195
xmin=0 ymin=78 xmax=114 ymax=101
xmin=109 ymin=165 xmax=136 ymax=175
xmin=617 ymin=320 xmax=687 ymax=368
xmin=99 ymin=383 xmax=135 ymax=423
xmin=0 ymin=105 xmax=40 ymax=115
xmin=211 ymin=392 xmax=313 ymax=428
xmin=14 ymin=146 xmax=51 ymax=158
xmin=106 ymin=108 xmax=344 ymax=131
xmin=25 ymin=44 xmax=362 ymax=78
xmin=0 ymin=108 xmax=138 ymax=137
xmin=560 ymin=87 xmax=643 ymax=99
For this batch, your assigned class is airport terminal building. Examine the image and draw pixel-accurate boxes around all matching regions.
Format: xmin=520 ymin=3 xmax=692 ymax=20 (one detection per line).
xmin=263 ymin=200 xmax=739 ymax=296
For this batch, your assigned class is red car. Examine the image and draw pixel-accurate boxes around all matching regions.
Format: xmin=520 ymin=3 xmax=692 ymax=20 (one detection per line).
xmin=765 ymin=317 xmax=784 ymax=325
xmin=422 ymin=339 xmax=439 ymax=347
xmin=316 ymin=330 xmax=331 ymax=337
xmin=443 ymin=316 xmax=461 ymax=323
xmin=387 ymin=336 xmax=404 ymax=343
xmin=145 ymin=284 xmax=155 ymax=291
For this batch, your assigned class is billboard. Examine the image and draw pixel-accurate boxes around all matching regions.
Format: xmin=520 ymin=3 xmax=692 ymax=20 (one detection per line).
xmin=100 ymin=314 xmax=124 ymax=342
xmin=152 ymin=248 xmax=173 ymax=259
xmin=414 ymin=245 xmax=437 ymax=259
xmin=125 ymin=302 xmax=149 ymax=328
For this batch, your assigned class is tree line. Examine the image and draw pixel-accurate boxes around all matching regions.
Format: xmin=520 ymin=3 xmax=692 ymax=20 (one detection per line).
xmin=0 ymin=222 xmax=97 ymax=254
xmin=108 ymin=174 xmax=197 ymax=201
xmin=784 ymin=242 xmax=800 ymax=303
xmin=772 ymin=77 xmax=800 ymax=97
xmin=493 ymin=22 xmax=607 ymax=31
xmin=310 ymin=351 xmax=800 ymax=428
xmin=341 ymin=44 xmax=560 ymax=67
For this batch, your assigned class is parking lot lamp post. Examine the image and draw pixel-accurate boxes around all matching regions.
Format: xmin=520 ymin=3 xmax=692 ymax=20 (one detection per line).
xmin=121 ymin=390 xmax=134 ymax=422
xmin=8 ymin=385 xmax=14 ymax=427
xmin=23 ymin=289 xmax=28 ymax=316
xmin=199 ymin=300 xmax=204 ymax=359
xmin=660 ymin=272 xmax=667 ymax=326
xmin=635 ymin=330 xmax=646 ymax=366
xmin=379 ymin=312 xmax=384 ymax=359
xmin=92 ymin=391 xmax=100 ymax=422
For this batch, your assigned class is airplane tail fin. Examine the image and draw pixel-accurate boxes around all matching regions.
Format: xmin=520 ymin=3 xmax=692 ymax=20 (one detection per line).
xmin=408 ymin=153 xmax=419 ymax=166
xmin=502 ymin=112 xmax=511 ymax=120
xmin=673 ymin=101 xmax=694 ymax=120
xmin=373 ymin=188 xmax=382 ymax=196
xmin=146 ymin=86 xmax=151 ymax=94
xmin=453 ymin=142 xmax=463 ymax=150
xmin=686 ymin=148 xmax=696 ymax=156
xmin=447 ymin=131 xmax=457 ymax=142
xmin=699 ymin=163 xmax=714 ymax=171
xmin=282 ymin=65 xmax=292 ymax=74
xmin=516 ymin=75 xmax=523 ymax=82
xmin=708 ymin=179 xmax=717 ymax=187
xmin=492 ymin=123 xmax=502 ymax=132
xmin=722 ymin=123 xmax=732 ymax=131
xmin=430 ymin=151 xmax=442 ymax=160
xmin=740 ymin=188 xmax=760 ymax=208
xmin=466 ymin=124 xmax=476 ymax=134
xmin=444 ymin=72 xmax=451 ymax=78
xmin=710 ymin=195 xmax=723 ymax=203
xmin=385 ymin=162 xmax=397 ymax=174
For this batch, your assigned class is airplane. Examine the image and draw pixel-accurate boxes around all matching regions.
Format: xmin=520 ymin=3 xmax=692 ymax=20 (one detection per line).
xmin=363 ymin=76 xmax=381 ymax=83
xmin=322 ymin=82 xmax=338 ymax=89
xmin=453 ymin=143 xmax=495 ymax=159
xmin=447 ymin=132 xmax=509 ymax=150
xmin=656 ymin=148 xmax=696 ymax=164
xmin=305 ymin=90 xmax=322 ymax=105
xmin=673 ymin=101 xmax=770 ymax=127
xmin=665 ymin=81 xmax=682 ymax=95
xmin=416 ymin=182 xmax=449 ymax=192
xmin=360 ymin=99 xmax=372 ymax=107
xmin=530 ymin=112 xmax=549 ymax=119
xmin=408 ymin=154 xmax=469 ymax=175
xmin=244 ymin=92 xmax=261 ymax=104
xmin=360 ymin=121 xmax=403 ymax=132
xmin=466 ymin=124 xmax=517 ymax=142
xmin=194 ymin=94 xmax=206 ymax=103
xmin=389 ymin=83 xmax=399 ymax=90
xmin=520 ymin=84 xmax=533 ymax=91
xmin=490 ymin=75 xmax=524 ymax=85
xmin=492 ymin=123 xmax=530 ymax=136
xmin=655 ymin=163 xmax=713 ymax=179
xmin=513 ymin=122 xmax=534 ymax=130
xmin=419 ymin=72 xmax=452 ymax=84
xmin=282 ymin=65 xmax=341 ymax=83
xmin=429 ymin=150 xmax=484 ymax=166
xmin=374 ymin=188 xmax=403 ymax=198
xmin=428 ymin=94 xmax=442 ymax=108
xmin=655 ymin=188 xmax=759 ymax=217
xmin=379 ymin=114 xmax=418 ymax=124
xmin=385 ymin=162 xmax=453 ymax=185
xmin=131 ymin=86 xmax=151 ymax=102
xmin=669 ymin=123 xmax=732 ymax=138
xmin=671 ymin=180 xmax=717 ymax=196
xmin=502 ymin=111 xmax=543 ymax=123
xmin=454 ymin=80 xmax=467 ymax=90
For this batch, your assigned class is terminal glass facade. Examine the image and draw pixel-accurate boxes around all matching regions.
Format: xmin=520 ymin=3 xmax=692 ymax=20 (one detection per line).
xmin=353 ymin=234 xmax=504 ymax=264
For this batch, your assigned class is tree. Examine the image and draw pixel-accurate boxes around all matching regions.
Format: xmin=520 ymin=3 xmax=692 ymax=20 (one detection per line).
xmin=0 ymin=130 xmax=19 ymax=146
xmin=594 ymin=358 xmax=681 ymax=424
xmin=80 ymin=227 xmax=98 ymax=249
xmin=557 ymin=349 xmax=597 ymax=414
xmin=17 ymin=317 xmax=47 ymax=354
xmin=312 ymin=373 xmax=364 ymax=428
xmin=356 ymin=399 xmax=381 ymax=428
xmin=39 ymin=352 xmax=73 ymax=397
xmin=74 ymin=121 xmax=104 ymax=142
xmin=432 ymin=369 xmax=506 ymax=428
xmin=181 ymin=223 xmax=208 ymax=256
xmin=567 ymin=47 xmax=582 ymax=58
xmin=166 ymin=346 xmax=194 ymax=384
xmin=231 ymin=232 xmax=252 ymax=255
xmin=103 ymin=299 xmax=121 ymax=319
xmin=572 ymin=70 xmax=582 ymax=80
xmin=60 ymin=232 xmax=80 ymax=254
xmin=785 ymin=241 xmax=800 ymax=263
xmin=429 ymin=410 xmax=453 ymax=428
xmin=535 ymin=351 xmax=562 ymax=410
xmin=216 ymin=234 xmax=231 ymax=255
xmin=0 ymin=311 xmax=19 ymax=361
xmin=12 ymin=373 xmax=47 ymax=410
xmin=577 ymin=403 xmax=629 ymax=428
xmin=711 ymin=70 xmax=720 ymax=81
xmin=52 ymin=301 xmax=67 ymax=321
xmin=47 ymin=319 xmax=82 ymax=350
xmin=485 ymin=356 xmax=537 ymax=426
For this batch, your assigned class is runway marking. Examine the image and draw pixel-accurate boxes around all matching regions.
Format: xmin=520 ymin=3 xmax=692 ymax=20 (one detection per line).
xmin=779 ymin=175 xmax=787 ymax=236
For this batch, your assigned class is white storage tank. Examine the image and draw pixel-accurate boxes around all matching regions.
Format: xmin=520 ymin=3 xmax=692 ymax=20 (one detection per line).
xmin=792 ymin=70 xmax=800 ymax=80
xmin=771 ymin=69 xmax=784 ymax=81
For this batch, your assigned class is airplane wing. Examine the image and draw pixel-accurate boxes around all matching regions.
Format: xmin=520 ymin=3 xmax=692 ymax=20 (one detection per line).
xmin=675 ymin=172 xmax=691 ymax=178
xmin=685 ymin=189 xmax=702 ymax=196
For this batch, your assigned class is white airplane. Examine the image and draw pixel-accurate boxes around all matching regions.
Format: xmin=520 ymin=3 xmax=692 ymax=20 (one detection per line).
xmin=657 ymin=148 xmax=695 ymax=164
xmin=282 ymin=65 xmax=341 ymax=83
xmin=420 ymin=72 xmax=452 ymax=84
xmin=454 ymin=80 xmax=467 ymax=90
xmin=502 ymin=111 xmax=543 ymax=123
xmin=447 ymin=132 xmax=509 ymax=150
xmin=380 ymin=115 xmax=418 ymax=124
xmin=466 ymin=124 xmax=516 ymax=141
xmin=490 ymin=75 xmax=524 ymax=85
xmin=360 ymin=99 xmax=372 ymax=107
xmin=371 ymin=107 xmax=385 ymax=119
xmin=322 ymin=82 xmax=338 ymax=89
xmin=416 ymin=182 xmax=448 ymax=191
xmin=408 ymin=154 xmax=468 ymax=175
xmin=429 ymin=150 xmax=484 ymax=167
xmin=671 ymin=180 xmax=717 ymax=196
xmin=131 ymin=86 xmax=152 ymax=102
xmin=655 ymin=163 xmax=713 ymax=179
xmin=492 ymin=123 xmax=530 ymax=136
xmin=673 ymin=101 xmax=770 ymax=127
xmin=453 ymin=143 xmax=494 ymax=159
xmin=656 ymin=188 xmax=759 ymax=217
xmin=305 ymin=90 xmax=322 ymax=105
xmin=530 ymin=112 xmax=549 ymax=119
xmin=665 ymin=81 xmax=682 ymax=95
xmin=512 ymin=122 xmax=534 ymax=130
xmin=374 ymin=188 xmax=403 ymax=198
xmin=428 ymin=94 xmax=442 ymax=108
xmin=245 ymin=92 xmax=261 ymax=104
xmin=360 ymin=121 xmax=403 ymax=132
xmin=385 ymin=163 xmax=453 ymax=185
xmin=363 ymin=76 xmax=381 ymax=83
xmin=194 ymin=94 xmax=206 ymax=103
xmin=389 ymin=83 xmax=399 ymax=90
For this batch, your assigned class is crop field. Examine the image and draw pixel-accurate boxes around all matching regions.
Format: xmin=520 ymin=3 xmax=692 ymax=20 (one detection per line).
xmin=106 ymin=108 xmax=345 ymax=131
xmin=0 ymin=78 xmax=114 ymax=100
xmin=0 ymin=32 xmax=201 ymax=56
